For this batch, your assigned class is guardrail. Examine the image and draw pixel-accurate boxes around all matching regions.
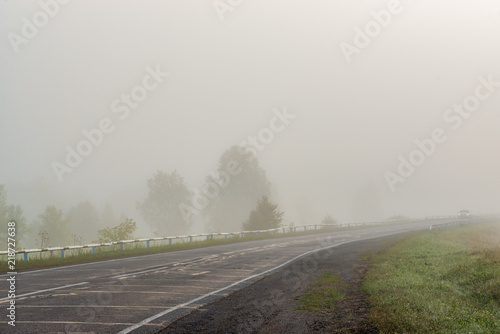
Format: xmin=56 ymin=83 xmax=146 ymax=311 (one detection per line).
xmin=0 ymin=216 xmax=453 ymax=261
xmin=428 ymin=216 xmax=493 ymax=231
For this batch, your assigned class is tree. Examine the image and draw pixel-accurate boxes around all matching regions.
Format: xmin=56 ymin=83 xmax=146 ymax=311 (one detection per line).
xmin=138 ymin=170 xmax=192 ymax=236
xmin=35 ymin=206 xmax=73 ymax=246
xmin=321 ymin=215 xmax=337 ymax=226
xmin=203 ymin=145 xmax=270 ymax=232
xmin=0 ymin=185 xmax=28 ymax=250
xmin=243 ymin=196 xmax=283 ymax=231
xmin=36 ymin=230 xmax=50 ymax=249
xmin=96 ymin=218 xmax=136 ymax=243
xmin=67 ymin=201 xmax=101 ymax=243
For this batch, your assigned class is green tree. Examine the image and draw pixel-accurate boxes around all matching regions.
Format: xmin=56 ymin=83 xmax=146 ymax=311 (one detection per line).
xmin=35 ymin=206 xmax=73 ymax=246
xmin=36 ymin=230 xmax=50 ymax=249
xmin=321 ymin=215 xmax=337 ymax=226
xmin=67 ymin=201 xmax=101 ymax=243
xmin=243 ymin=195 xmax=283 ymax=230
xmin=96 ymin=218 xmax=136 ymax=243
xmin=138 ymin=170 xmax=192 ymax=236
xmin=203 ymin=145 xmax=270 ymax=232
xmin=0 ymin=185 xmax=28 ymax=250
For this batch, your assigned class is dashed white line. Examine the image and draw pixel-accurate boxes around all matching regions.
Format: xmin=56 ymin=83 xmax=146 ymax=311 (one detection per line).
xmin=16 ymin=305 xmax=174 ymax=309
xmin=16 ymin=321 xmax=161 ymax=326
xmin=111 ymin=255 xmax=219 ymax=278
xmin=191 ymin=271 xmax=210 ymax=276
xmin=0 ymin=282 xmax=89 ymax=301
xmin=111 ymin=265 xmax=170 ymax=279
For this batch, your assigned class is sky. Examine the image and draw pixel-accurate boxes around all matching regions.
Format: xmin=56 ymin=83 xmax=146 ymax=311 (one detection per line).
xmin=1 ymin=0 xmax=499 ymax=235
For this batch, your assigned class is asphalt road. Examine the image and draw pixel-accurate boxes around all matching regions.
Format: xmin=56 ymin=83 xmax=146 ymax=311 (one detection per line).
xmin=0 ymin=219 xmax=449 ymax=333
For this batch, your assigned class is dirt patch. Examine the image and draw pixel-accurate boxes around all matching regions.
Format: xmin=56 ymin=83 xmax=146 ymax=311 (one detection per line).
xmin=158 ymin=235 xmax=400 ymax=333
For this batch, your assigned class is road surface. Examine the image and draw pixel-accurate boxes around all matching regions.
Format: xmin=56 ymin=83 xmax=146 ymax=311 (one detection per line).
xmin=0 ymin=219 xmax=448 ymax=333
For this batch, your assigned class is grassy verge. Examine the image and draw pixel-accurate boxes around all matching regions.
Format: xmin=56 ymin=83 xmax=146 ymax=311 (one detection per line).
xmin=363 ymin=221 xmax=500 ymax=333
xmin=296 ymin=272 xmax=345 ymax=312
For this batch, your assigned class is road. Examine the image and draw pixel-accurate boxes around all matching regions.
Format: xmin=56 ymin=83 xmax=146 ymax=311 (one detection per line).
xmin=0 ymin=219 xmax=448 ymax=333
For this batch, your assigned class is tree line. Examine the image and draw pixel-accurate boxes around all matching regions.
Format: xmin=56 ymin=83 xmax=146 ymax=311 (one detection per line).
xmin=1 ymin=145 xmax=296 ymax=249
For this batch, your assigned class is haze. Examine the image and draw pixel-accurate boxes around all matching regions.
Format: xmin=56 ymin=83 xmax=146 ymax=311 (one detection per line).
xmin=1 ymin=0 xmax=499 ymax=242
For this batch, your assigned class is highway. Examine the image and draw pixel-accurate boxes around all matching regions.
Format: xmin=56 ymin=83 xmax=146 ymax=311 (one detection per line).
xmin=0 ymin=219 xmax=449 ymax=333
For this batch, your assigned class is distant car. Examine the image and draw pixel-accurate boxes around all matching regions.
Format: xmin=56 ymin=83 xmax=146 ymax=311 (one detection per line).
xmin=458 ymin=210 xmax=471 ymax=218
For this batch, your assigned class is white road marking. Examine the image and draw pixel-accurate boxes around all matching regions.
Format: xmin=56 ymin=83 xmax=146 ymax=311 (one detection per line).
xmin=16 ymin=320 xmax=161 ymax=326
xmin=117 ymin=240 xmax=354 ymax=334
xmin=76 ymin=288 xmax=213 ymax=294
xmin=111 ymin=265 xmax=170 ymax=278
xmin=176 ymin=255 xmax=219 ymax=266
xmin=0 ymin=249 xmax=218 ymax=278
xmin=0 ymin=282 xmax=89 ymax=301
xmin=16 ymin=305 xmax=174 ymax=309
xmin=111 ymin=256 xmax=219 ymax=278
xmin=0 ymin=256 xmax=147 ymax=277
xmin=191 ymin=271 xmax=210 ymax=276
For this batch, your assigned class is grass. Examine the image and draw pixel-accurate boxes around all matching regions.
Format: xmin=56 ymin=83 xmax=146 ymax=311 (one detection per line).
xmin=363 ymin=221 xmax=500 ymax=333
xmin=296 ymin=272 xmax=345 ymax=312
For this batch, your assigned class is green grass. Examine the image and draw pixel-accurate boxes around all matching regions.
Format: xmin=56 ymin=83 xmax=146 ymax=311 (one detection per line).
xmin=363 ymin=221 xmax=500 ymax=333
xmin=296 ymin=272 xmax=345 ymax=312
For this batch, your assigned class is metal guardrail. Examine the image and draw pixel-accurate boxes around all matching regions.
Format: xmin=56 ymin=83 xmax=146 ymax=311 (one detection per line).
xmin=0 ymin=216 xmax=457 ymax=261
xmin=428 ymin=216 xmax=494 ymax=231
xmin=429 ymin=221 xmax=468 ymax=230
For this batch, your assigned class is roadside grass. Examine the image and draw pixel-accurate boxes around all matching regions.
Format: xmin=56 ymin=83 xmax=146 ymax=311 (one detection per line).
xmin=0 ymin=225 xmax=360 ymax=273
xmin=296 ymin=272 xmax=345 ymax=312
xmin=363 ymin=221 xmax=500 ymax=333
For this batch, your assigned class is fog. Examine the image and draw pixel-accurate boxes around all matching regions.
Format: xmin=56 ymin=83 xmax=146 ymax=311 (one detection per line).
xmin=1 ymin=1 xmax=499 ymax=244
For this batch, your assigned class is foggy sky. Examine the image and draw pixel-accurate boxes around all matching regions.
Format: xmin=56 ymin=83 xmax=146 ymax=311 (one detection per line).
xmin=1 ymin=0 xmax=499 ymax=234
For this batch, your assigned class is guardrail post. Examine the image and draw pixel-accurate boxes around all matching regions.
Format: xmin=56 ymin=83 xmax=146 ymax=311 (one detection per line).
xmin=241 ymin=232 xmax=244 ymax=238
xmin=315 ymin=225 xmax=317 ymax=230
xmin=92 ymin=246 xmax=96 ymax=254
xmin=169 ymin=238 xmax=172 ymax=245
xmin=189 ymin=236 xmax=193 ymax=242
xmin=120 ymin=243 xmax=124 ymax=251
xmin=282 ymin=228 xmax=285 ymax=234
xmin=294 ymin=227 xmax=296 ymax=232
xmin=24 ymin=253 xmax=28 ymax=261
xmin=270 ymin=230 xmax=273 ymax=236
xmin=61 ymin=249 xmax=65 ymax=258
xmin=224 ymin=234 xmax=227 ymax=239
xmin=146 ymin=240 xmax=150 ymax=248
xmin=304 ymin=226 xmax=306 ymax=232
